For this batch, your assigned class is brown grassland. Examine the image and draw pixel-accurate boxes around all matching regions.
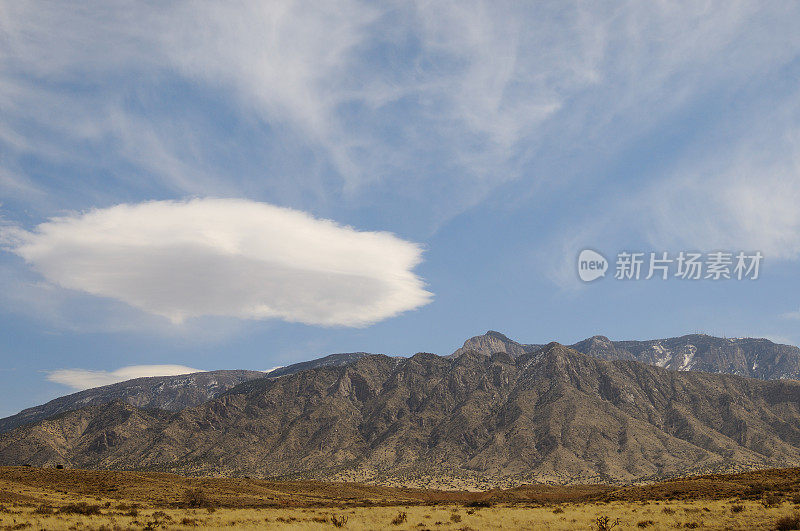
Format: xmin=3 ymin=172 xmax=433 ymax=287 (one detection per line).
xmin=3 ymin=466 xmax=800 ymax=529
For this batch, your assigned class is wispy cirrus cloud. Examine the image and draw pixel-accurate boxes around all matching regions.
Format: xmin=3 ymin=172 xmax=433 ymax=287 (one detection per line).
xmin=46 ymin=364 xmax=202 ymax=391
xmin=6 ymin=2 xmax=792 ymax=223
xmin=2 ymin=198 xmax=432 ymax=326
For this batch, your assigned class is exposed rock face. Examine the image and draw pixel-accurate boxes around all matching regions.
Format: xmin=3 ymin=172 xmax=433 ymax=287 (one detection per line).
xmin=451 ymin=330 xmax=541 ymax=359
xmin=4 ymin=344 xmax=800 ymax=487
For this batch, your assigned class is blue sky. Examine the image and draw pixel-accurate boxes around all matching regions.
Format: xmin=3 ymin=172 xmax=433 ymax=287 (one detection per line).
xmin=2 ymin=1 xmax=800 ymax=417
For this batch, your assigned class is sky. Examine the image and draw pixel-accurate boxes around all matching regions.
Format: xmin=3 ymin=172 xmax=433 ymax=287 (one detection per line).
xmin=1 ymin=1 xmax=800 ymax=417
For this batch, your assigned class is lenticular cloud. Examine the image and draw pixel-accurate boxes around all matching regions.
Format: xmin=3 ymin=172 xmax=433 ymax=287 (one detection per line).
xmin=5 ymin=198 xmax=432 ymax=326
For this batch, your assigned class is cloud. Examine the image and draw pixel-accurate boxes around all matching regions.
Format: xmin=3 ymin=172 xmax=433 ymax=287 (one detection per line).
xmin=3 ymin=198 xmax=432 ymax=326
xmin=782 ymin=310 xmax=800 ymax=321
xmin=46 ymin=364 xmax=202 ymax=391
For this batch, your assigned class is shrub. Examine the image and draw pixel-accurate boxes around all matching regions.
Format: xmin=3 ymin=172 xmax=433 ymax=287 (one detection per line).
xmin=58 ymin=502 xmax=102 ymax=516
xmin=745 ymin=483 xmax=768 ymax=498
xmin=331 ymin=514 xmax=348 ymax=528
xmin=184 ymin=487 xmax=210 ymax=508
xmin=765 ymin=493 xmax=783 ymax=507
xmin=553 ymin=507 xmax=564 ymax=514
xmin=637 ymin=521 xmax=654 ymax=528
xmin=662 ymin=507 xmax=675 ymax=514
xmin=595 ymin=515 xmax=620 ymax=531
xmin=776 ymin=515 xmax=800 ymax=531
xmin=731 ymin=505 xmax=745 ymax=513
xmin=33 ymin=504 xmax=54 ymax=515
xmin=391 ymin=511 xmax=408 ymax=525
xmin=451 ymin=512 xmax=462 ymax=522
xmin=465 ymin=500 xmax=492 ymax=508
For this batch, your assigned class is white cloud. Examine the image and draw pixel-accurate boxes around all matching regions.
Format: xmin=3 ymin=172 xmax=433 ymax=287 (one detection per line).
xmin=46 ymin=364 xmax=202 ymax=391
xmin=3 ymin=198 xmax=431 ymax=326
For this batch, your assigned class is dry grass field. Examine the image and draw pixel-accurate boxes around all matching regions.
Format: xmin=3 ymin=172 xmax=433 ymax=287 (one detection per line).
xmin=3 ymin=466 xmax=800 ymax=529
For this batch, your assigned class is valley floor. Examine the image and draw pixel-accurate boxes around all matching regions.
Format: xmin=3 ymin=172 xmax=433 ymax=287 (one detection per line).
xmin=3 ymin=466 xmax=800 ymax=529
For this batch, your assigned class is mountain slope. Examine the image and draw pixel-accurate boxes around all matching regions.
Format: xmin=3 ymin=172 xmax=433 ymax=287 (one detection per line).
xmin=4 ymin=345 xmax=800 ymax=487
xmin=265 ymin=352 xmax=373 ymax=378
xmin=0 ymin=370 xmax=264 ymax=434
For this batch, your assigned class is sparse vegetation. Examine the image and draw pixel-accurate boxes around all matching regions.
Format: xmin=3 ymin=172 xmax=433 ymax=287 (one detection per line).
xmin=6 ymin=466 xmax=800 ymax=529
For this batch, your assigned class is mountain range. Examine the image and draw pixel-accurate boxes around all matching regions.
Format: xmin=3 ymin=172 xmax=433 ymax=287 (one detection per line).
xmin=2 ymin=335 xmax=800 ymax=487
xmin=455 ymin=331 xmax=800 ymax=380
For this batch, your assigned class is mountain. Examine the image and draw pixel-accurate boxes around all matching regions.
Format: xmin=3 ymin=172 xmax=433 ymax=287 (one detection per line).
xmin=265 ymin=352 xmax=372 ymax=378
xmin=0 ymin=370 xmax=265 ymax=434
xmin=451 ymin=330 xmax=541 ymax=358
xmin=570 ymin=334 xmax=800 ymax=380
xmin=455 ymin=332 xmax=800 ymax=381
xmin=4 ymin=344 xmax=800 ymax=487
xmin=0 ymin=352 xmax=382 ymax=434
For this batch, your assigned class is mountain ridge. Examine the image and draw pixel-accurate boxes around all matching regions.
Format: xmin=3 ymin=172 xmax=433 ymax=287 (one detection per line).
xmin=456 ymin=331 xmax=800 ymax=381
